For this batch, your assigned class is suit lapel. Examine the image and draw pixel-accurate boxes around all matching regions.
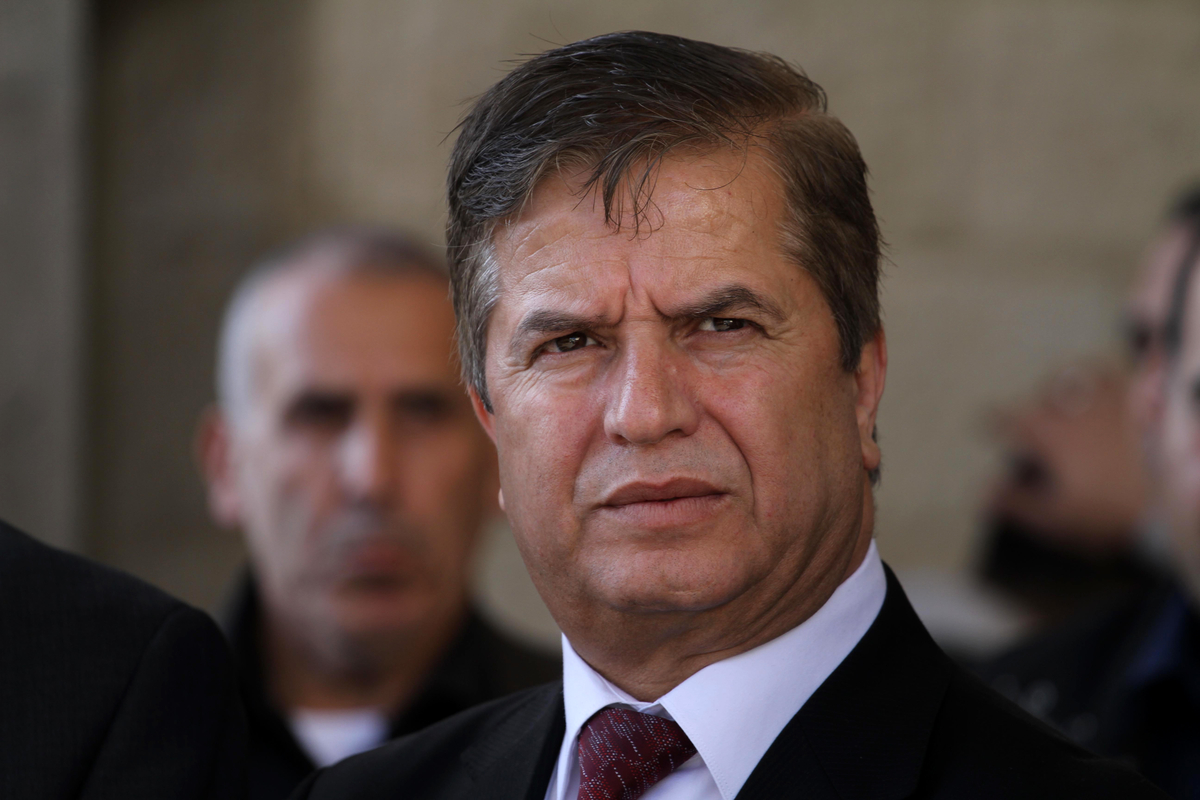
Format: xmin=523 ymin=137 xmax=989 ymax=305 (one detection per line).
xmin=458 ymin=682 xmax=566 ymax=800
xmin=737 ymin=566 xmax=951 ymax=800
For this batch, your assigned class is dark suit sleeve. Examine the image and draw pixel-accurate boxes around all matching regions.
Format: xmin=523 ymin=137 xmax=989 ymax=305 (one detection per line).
xmin=288 ymin=769 xmax=320 ymax=799
xmin=77 ymin=605 xmax=247 ymax=799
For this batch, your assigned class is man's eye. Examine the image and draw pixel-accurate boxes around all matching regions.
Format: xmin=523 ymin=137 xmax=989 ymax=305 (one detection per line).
xmin=545 ymin=332 xmax=595 ymax=353
xmin=699 ymin=317 xmax=747 ymax=332
xmin=288 ymin=395 xmax=353 ymax=429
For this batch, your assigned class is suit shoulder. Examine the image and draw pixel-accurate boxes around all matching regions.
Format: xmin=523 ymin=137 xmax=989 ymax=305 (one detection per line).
xmin=0 ymin=519 xmax=184 ymax=628
xmin=295 ymin=682 xmax=562 ymax=800
xmin=919 ymin=665 xmax=1167 ymax=798
xmin=0 ymin=519 xmax=227 ymax=706
xmin=0 ymin=521 xmax=244 ymax=799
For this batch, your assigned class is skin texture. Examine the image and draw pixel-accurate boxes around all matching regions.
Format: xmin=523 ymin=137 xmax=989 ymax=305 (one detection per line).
xmin=200 ymin=268 xmax=497 ymax=710
xmin=1158 ymin=255 xmax=1200 ymax=602
xmin=473 ymin=149 xmax=886 ymax=700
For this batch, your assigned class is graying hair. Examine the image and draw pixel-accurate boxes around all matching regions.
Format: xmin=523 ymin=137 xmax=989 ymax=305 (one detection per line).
xmin=216 ymin=228 xmax=448 ymax=426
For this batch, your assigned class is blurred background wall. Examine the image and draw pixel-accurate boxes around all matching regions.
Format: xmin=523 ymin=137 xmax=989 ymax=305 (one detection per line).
xmin=4 ymin=0 xmax=1200 ymax=648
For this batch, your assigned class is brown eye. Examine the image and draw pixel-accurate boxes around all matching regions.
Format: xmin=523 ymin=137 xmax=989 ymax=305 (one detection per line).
xmin=700 ymin=317 xmax=747 ymax=332
xmin=547 ymin=332 xmax=594 ymax=353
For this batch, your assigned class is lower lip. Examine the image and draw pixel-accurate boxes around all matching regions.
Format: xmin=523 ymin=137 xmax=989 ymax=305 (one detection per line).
xmin=599 ymin=494 xmax=728 ymax=528
xmin=342 ymin=543 xmax=415 ymax=576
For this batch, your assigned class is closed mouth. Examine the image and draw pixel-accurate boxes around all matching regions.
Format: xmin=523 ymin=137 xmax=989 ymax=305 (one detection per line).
xmin=602 ymin=477 xmax=726 ymax=507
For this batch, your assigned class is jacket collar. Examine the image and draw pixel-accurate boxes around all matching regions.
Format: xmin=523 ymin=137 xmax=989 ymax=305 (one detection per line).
xmin=457 ymin=683 xmax=566 ymax=800
xmin=737 ymin=566 xmax=951 ymax=799
xmin=454 ymin=566 xmax=950 ymax=800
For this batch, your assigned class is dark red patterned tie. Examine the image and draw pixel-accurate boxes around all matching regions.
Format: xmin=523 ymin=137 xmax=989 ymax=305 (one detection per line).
xmin=577 ymin=706 xmax=698 ymax=800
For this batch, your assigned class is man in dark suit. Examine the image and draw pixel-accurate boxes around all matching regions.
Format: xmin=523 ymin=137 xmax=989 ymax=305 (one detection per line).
xmin=0 ymin=519 xmax=246 ymax=799
xmin=197 ymin=230 xmax=559 ymax=800
xmin=980 ymin=193 xmax=1200 ymax=798
xmin=292 ymin=32 xmax=1166 ymax=799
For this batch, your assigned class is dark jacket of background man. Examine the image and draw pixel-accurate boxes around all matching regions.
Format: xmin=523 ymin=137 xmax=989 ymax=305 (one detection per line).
xmin=224 ymin=574 xmax=558 ymax=799
xmin=0 ymin=520 xmax=246 ymax=799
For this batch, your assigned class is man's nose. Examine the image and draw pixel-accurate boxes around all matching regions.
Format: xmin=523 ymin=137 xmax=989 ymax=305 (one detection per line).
xmin=339 ymin=413 xmax=396 ymax=505
xmin=603 ymin=344 xmax=699 ymax=446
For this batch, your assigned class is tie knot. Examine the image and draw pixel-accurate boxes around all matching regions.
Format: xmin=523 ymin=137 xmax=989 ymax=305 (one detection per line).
xmin=577 ymin=706 xmax=697 ymax=800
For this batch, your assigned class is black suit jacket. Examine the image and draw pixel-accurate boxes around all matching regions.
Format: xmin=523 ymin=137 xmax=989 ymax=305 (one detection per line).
xmin=222 ymin=574 xmax=560 ymax=800
xmin=977 ymin=582 xmax=1200 ymax=797
xmin=0 ymin=520 xmax=246 ymax=799
xmin=291 ymin=566 xmax=1167 ymax=799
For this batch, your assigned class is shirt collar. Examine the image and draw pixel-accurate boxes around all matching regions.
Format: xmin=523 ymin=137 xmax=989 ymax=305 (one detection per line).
xmin=559 ymin=539 xmax=886 ymax=800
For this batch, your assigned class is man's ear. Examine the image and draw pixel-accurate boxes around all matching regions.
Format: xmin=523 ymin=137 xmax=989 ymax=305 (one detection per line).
xmin=469 ymin=385 xmax=498 ymax=444
xmin=195 ymin=405 xmax=243 ymax=528
xmin=468 ymin=386 xmax=503 ymax=511
xmin=854 ymin=328 xmax=888 ymax=473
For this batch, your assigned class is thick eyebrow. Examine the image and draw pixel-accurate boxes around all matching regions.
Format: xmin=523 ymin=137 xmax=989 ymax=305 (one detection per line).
xmin=507 ymin=284 xmax=786 ymax=359
xmin=509 ymin=309 xmax=612 ymax=358
xmin=669 ymin=285 xmax=787 ymax=324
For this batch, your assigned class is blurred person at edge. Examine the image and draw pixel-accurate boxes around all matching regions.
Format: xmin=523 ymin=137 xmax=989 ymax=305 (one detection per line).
xmin=292 ymin=32 xmax=1164 ymax=800
xmin=981 ymin=190 xmax=1200 ymax=798
xmin=979 ymin=192 xmax=1200 ymax=622
xmin=197 ymin=230 xmax=559 ymax=800
xmin=0 ymin=523 xmax=246 ymax=799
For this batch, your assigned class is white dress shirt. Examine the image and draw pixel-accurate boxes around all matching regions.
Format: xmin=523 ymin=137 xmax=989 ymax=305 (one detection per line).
xmin=544 ymin=539 xmax=886 ymax=800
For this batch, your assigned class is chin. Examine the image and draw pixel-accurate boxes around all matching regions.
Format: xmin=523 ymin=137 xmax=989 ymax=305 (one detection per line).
xmin=589 ymin=551 xmax=754 ymax=613
xmin=331 ymin=586 xmax=436 ymax=639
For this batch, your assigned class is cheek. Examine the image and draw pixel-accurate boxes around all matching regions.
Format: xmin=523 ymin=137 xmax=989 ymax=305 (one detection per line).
xmin=239 ymin=441 xmax=337 ymax=563
xmin=401 ymin=429 xmax=492 ymax=557
xmin=1161 ymin=406 xmax=1200 ymax=514
xmin=494 ymin=385 xmax=598 ymax=552
xmin=404 ymin=429 xmax=486 ymax=504
xmin=704 ymin=359 xmax=857 ymax=510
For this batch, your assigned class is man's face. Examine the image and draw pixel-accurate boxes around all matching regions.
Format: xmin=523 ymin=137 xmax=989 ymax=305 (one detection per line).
xmin=217 ymin=270 xmax=495 ymax=649
xmin=476 ymin=150 xmax=884 ymax=633
xmin=1127 ymin=222 xmax=1192 ymax=453
xmin=1159 ymin=260 xmax=1200 ymax=596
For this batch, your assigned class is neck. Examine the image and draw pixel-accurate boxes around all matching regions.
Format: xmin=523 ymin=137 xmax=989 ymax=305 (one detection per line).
xmin=262 ymin=599 xmax=467 ymax=714
xmin=568 ymin=489 xmax=875 ymax=702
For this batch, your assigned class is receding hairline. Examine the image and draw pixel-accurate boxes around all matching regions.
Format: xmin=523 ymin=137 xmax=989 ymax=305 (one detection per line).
xmin=216 ymin=230 xmax=451 ymax=425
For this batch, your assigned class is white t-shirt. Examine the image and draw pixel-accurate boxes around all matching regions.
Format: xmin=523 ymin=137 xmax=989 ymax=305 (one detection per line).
xmin=288 ymin=707 xmax=390 ymax=768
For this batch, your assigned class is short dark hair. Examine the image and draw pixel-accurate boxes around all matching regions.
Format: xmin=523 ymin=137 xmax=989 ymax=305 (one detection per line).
xmin=446 ymin=31 xmax=881 ymax=411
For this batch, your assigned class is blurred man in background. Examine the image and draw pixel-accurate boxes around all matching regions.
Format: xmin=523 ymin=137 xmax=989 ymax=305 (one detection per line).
xmin=198 ymin=230 xmax=559 ymax=800
xmin=979 ymin=191 xmax=1200 ymax=623
xmin=982 ymin=190 xmax=1200 ymax=797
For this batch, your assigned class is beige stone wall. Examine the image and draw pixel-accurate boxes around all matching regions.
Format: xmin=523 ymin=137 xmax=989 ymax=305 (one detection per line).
xmin=83 ymin=0 xmax=1200 ymax=643
xmin=0 ymin=0 xmax=86 ymax=551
